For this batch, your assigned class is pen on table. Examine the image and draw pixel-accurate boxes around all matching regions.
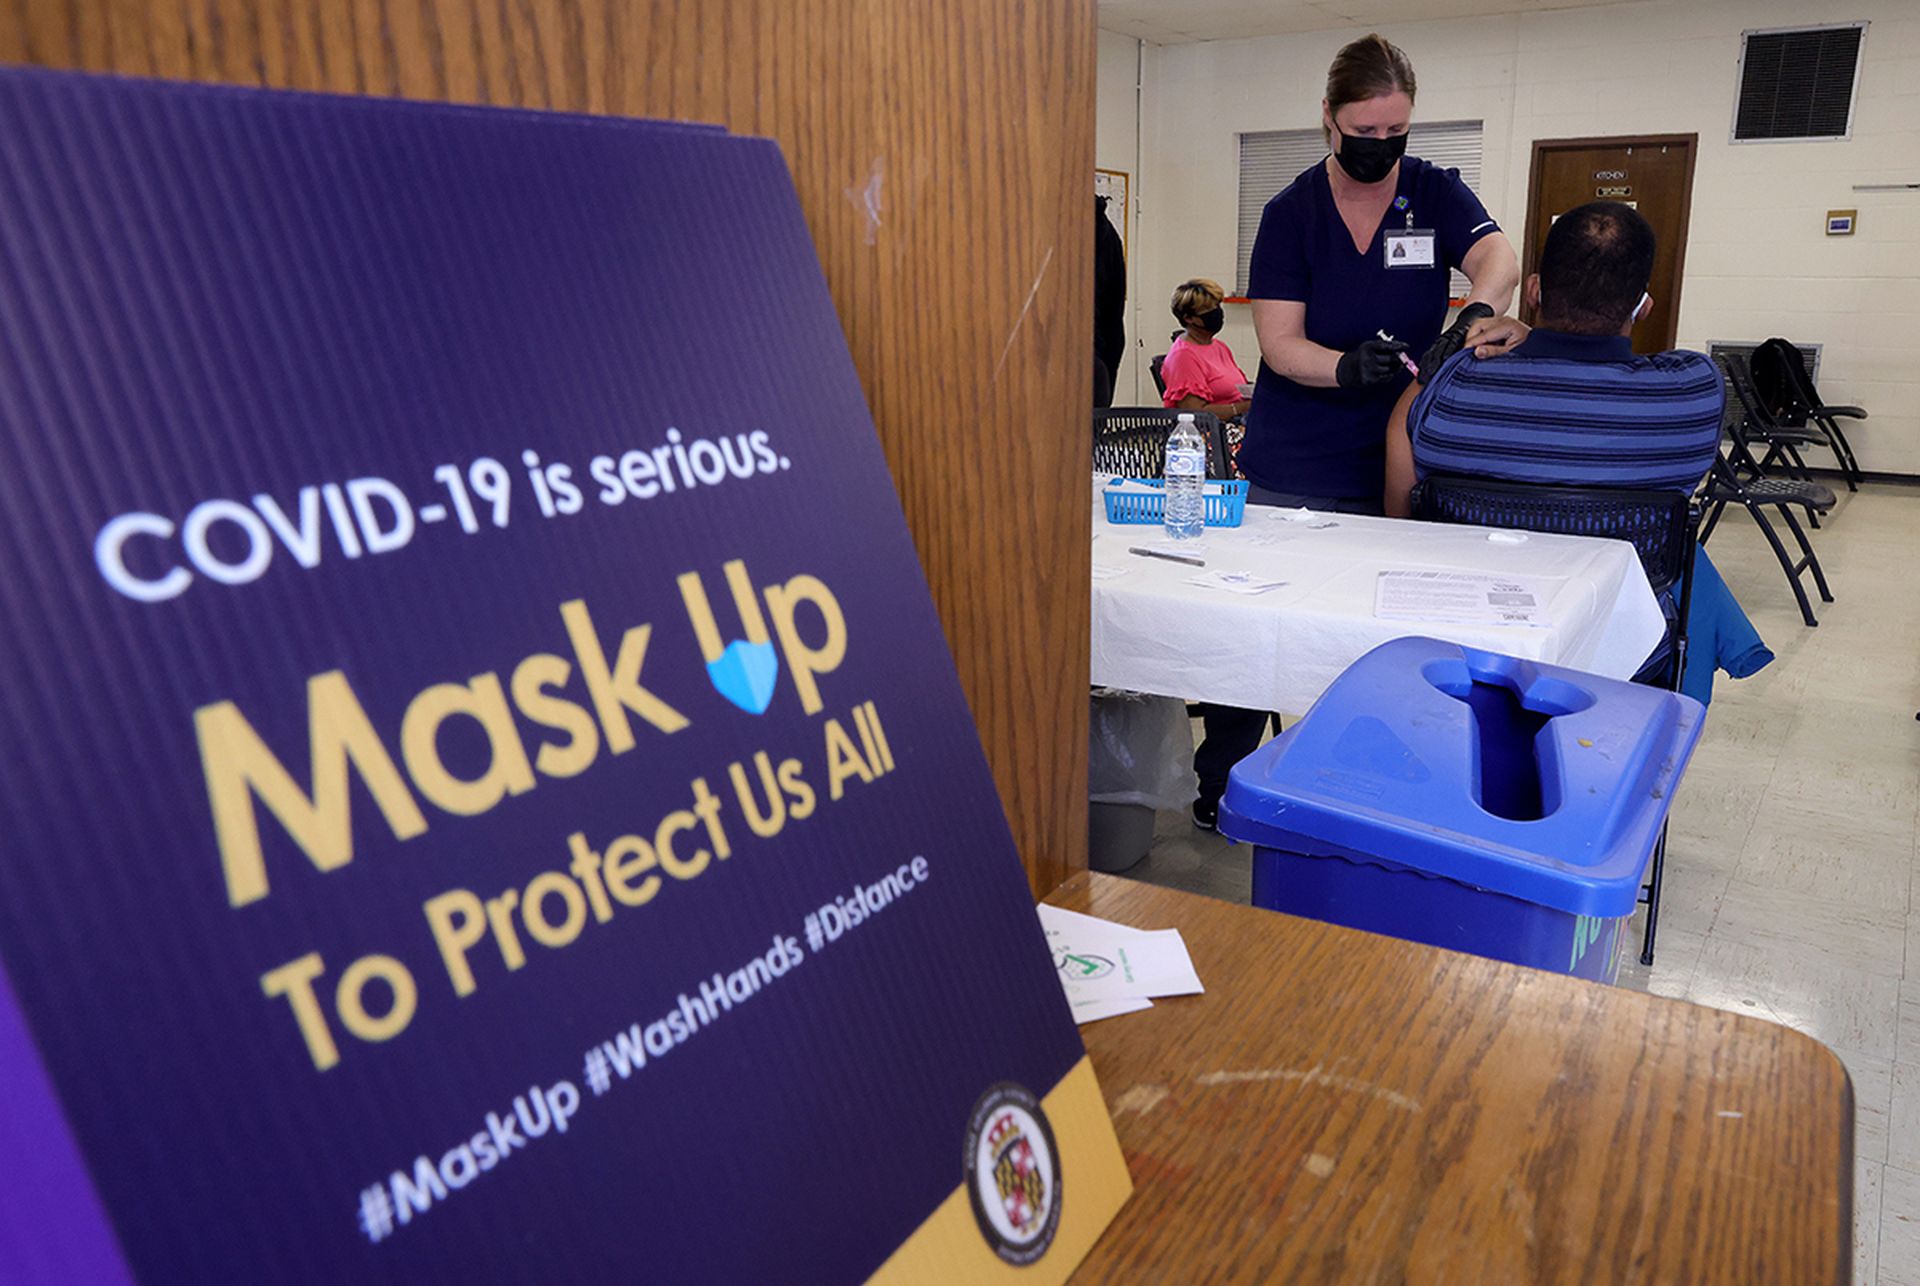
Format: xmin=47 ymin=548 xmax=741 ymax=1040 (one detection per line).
xmin=1376 ymin=329 xmax=1423 ymax=379
xmin=1129 ymin=546 xmax=1205 ymax=567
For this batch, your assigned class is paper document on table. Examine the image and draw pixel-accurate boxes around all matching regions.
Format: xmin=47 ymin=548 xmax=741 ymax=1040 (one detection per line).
xmin=1091 ymin=563 xmax=1130 ymax=581
xmin=1038 ymin=904 xmax=1204 ymax=1024
xmin=1375 ymin=569 xmax=1553 ymax=627
xmin=1070 ymin=994 xmax=1156 ymax=1023
xmin=1185 ymin=570 xmax=1286 ymax=596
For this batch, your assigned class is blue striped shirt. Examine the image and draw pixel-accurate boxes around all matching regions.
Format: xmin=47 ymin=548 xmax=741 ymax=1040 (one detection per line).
xmin=1408 ymin=330 xmax=1723 ymax=493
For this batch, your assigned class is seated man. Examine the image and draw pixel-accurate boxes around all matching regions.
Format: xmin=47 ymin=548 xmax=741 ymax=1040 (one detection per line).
xmin=1382 ymin=201 xmax=1768 ymax=702
xmin=1383 ymin=200 xmax=1722 ymax=512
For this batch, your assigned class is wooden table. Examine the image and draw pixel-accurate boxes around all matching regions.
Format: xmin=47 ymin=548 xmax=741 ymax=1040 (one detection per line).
xmin=1052 ymin=873 xmax=1852 ymax=1284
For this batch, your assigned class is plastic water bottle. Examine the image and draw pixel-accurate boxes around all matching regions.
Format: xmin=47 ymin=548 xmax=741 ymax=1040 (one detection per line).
xmin=1163 ymin=413 xmax=1207 ymax=541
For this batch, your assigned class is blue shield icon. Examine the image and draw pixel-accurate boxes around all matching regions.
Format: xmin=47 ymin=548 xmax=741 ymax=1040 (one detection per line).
xmin=707 ymin=639 xmax=780 ymax=714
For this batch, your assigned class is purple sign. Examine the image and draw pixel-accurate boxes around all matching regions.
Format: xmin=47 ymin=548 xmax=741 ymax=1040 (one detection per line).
xmin=0 ymin=70 xmax=1128 ymax=1282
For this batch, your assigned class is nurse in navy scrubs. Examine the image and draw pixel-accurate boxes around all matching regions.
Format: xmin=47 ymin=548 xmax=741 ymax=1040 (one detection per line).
xmin=1241 ymin=32 xmax=1518 ymax=513
xmin=1189 ymin=33 xmax=1519 ymax=833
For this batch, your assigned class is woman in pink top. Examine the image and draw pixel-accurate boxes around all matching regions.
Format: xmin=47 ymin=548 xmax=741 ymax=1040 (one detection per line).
xmin=1159 ymin=278 xmax=1252 ymax=423
xmin=1159 ymin=280 xmax=1266 ymax=834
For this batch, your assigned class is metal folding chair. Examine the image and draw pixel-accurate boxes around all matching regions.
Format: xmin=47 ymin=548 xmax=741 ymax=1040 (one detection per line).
xmin=1721 ymin=353 xmax=1828 ymax=526
xmin=1706 ymin=356 xmax=1837 ymax=626
xmin=1754 ymin=337 xmax=1864 ymax=489
xmin=1718 ymin=354 xmax=1826 ymax=497
xmin=1411 ymin=474 xmax=1698 ymax=966
xmin=1700 ymin=453 xmax=1834 ymax=627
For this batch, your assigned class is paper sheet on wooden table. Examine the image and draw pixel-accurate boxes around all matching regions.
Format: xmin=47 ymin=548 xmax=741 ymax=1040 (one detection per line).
xmin=1038 ymin=904 xmax=1204 ymax=1024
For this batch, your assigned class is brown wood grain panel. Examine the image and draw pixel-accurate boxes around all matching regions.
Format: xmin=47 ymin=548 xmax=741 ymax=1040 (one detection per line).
xmin=1051 ymin=873 xmax=1852 ymax=1284
xmin=0 ymin=0 xmax=1093 ymax=895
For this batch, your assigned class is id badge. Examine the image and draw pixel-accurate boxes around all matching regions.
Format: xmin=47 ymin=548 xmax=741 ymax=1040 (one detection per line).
xmin=1384 ymin=228 xmax=1436 ymax=268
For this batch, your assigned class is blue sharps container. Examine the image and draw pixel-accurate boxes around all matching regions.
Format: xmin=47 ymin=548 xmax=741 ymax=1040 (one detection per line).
xmin=1217 ymin=637 xmax=1705 ymax=983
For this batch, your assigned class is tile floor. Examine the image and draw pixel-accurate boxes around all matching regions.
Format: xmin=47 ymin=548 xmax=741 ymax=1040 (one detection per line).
xmin=1117 ymin=480 xmax=1920 ymax=1283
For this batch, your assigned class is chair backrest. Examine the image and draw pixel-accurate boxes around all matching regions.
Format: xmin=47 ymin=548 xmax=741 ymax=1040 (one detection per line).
xmin=1412 ymin=474 xmax=1694 ymax=594
xmin=1149 ymin=354 xmax=1167 ymax=397
xmin=1715 ymin=352 xmax=1778 ymax=466
xmin=1411 ymin=473 xmax=1699 ymax=690
xmin=1092 ymin=407 xmax=1228 ymax=480
xmin=1713 ymin=355 xmax=1747 ymax=439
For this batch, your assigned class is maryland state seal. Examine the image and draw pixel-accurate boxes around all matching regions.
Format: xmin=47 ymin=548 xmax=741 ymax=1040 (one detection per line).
xmin=963 ymin=1082 xmax=1062 ymax=1265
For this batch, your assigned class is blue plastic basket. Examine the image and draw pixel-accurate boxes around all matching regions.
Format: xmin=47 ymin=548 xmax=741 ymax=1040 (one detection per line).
xmin=1102 ymin=478 xmax=1248 ymax=528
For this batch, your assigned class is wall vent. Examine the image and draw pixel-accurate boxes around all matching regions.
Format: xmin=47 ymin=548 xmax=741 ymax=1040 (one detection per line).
xmin=1733 ymin=23 xmax=1867 ymax=143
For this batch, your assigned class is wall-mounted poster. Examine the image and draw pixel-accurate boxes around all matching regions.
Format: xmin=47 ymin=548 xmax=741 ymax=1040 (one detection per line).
xmin=0 ymin=69 xmax=1130 ymax=1284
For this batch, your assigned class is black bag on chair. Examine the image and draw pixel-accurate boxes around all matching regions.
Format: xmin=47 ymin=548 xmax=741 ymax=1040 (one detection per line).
xmin=1749 ymin=338 xmax=1809 ymax=425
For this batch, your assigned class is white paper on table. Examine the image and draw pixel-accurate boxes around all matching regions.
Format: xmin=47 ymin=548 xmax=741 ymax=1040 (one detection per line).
xmin=1273 ymin=507 xmax=1339 ymax=529
xmin=1038 ymin=904 xmax=1204 ymax=1015
xmin=1184 ymin=570 xmax=1286 ymax=596
xmin=1245 ymin=528 xmax=1309 ymax=548
xmin=1070 ymin=994 xmax=1156 ymax=1024
xmin=1374 ymin=569 xmax=1555 ymax=627
xmin=1090 ymin=563 xmax=1130 ymax=581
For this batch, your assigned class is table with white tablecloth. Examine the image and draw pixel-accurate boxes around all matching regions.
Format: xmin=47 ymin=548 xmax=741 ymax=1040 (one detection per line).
xmin=1090 ymin=479 xmax=1666 ymax=715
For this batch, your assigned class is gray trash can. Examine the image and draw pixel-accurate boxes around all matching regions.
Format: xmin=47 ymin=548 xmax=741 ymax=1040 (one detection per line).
xmin=1088 ymin=692 xmax=1196 ymax=872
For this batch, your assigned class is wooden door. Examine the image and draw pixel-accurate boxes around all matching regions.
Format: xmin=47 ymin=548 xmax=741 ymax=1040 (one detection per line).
xmin=0 ymin=3 xmax=1096 ymax=898
xmin=1521 ymin=135 xmax=1697 ymax=354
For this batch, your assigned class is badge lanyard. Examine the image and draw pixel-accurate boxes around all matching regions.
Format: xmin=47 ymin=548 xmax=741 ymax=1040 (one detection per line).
xmin=1384 ymin=205 xmax=1436 ymax=270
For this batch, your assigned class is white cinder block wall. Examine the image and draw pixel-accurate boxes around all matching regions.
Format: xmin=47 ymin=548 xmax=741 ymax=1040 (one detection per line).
xmin=1103 ymin=0 xmax=1920 ymax=474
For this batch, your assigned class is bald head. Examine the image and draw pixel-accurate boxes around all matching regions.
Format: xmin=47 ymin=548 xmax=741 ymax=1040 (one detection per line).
xmin=1536 ymin=201 xmax=1655 ymax=335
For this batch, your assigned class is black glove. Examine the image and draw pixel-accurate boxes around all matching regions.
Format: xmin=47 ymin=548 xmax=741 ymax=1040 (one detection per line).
xmin=1334 ymin=338 xmax=1409 ymax=389
xmin=1419 ymin=302 xmax=1496 ymax=383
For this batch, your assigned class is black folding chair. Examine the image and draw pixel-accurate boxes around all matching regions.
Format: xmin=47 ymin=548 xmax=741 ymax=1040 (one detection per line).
xmin=1718 ymin=353 xmax=1827 ymax=515
xmin=1706 ymin=356 xmax=1837 ymax=626
xmin=1410 ymin=474 xmax=1698 ymax=966
xmin=1700 ymin=453 xmax=1835 ymax=627
xmin=1149 ymin=354 xmax=1167 ymax=398
xmin=1753 ymin=337 xmax=1864 ymax=489
xmin=1092 ymin=407 xmax=1229 ymax=480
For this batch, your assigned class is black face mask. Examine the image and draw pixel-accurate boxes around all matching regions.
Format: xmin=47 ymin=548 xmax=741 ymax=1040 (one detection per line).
xmin=1332 ymin=125 xmax=1408 ymax=185
xmin=1193 ymin=306 xmax=1225 ymax=335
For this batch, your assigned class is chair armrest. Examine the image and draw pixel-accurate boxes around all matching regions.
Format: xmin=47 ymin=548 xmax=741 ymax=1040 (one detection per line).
xmin=1821 ymin=404 xmax=1867 ymax=419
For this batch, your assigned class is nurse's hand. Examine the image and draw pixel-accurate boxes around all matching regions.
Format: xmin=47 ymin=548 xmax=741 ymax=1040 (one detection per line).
xmin=1334 ymin=338 xmax=1410 ymax=389
xmin=1464 ymin=315 xmax=1531 ymax=359
xmin=1418 ymin=302 xmax=1496 ymax=382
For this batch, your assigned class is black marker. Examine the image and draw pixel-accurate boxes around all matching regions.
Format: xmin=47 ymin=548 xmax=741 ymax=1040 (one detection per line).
xmin=1128 ymin=546 xmax=1205 ymax=568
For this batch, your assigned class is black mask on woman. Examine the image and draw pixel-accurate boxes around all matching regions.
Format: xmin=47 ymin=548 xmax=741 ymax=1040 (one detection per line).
xmin=1332 ymin=126 xmax=1408 ymax=185
xmin=1193 ymin=306 xmax=1225 ymax=335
